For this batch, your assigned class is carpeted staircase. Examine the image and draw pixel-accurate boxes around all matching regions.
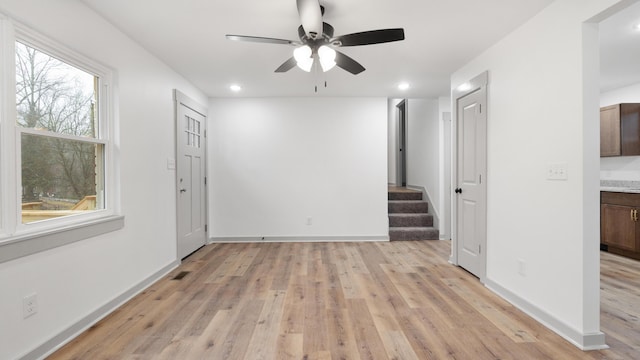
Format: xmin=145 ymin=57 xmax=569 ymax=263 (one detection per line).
xmin=388 ymin=188 xmax=439 ymax=241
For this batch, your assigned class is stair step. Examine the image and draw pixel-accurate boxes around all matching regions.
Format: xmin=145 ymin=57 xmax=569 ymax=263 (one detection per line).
xmin=388 ymin=200 xmax=429 ymax=214
xmin=389 ymin=227 xmax=439 ymax=241
xmin=389 ymin=213 xmax=433 ymax=227
xmin=388 ymin=191 xmax=422 ymax=201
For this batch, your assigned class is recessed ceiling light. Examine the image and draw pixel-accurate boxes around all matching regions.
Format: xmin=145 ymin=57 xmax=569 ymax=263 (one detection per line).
xmin=230 ymin=84 xmax=242 ymax=92
xmin=635 ymin=23 xmax=640 ymax=31
xmin=398 ymin=82 xmax=410 ymax=90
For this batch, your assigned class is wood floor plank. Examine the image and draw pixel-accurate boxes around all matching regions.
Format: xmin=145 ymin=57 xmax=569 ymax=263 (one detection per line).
xmin=355 ymin=272 xmax=404 ymax=332
xmin=243 ymin=290 xmax=287 ymax=360
xmin=302 ymin=269 xmax=330 ymax=357
xmin=49 ymin=241 xmax=640 ymax=360
xmin=275 ymin=333 xmax=303 ymax=360
xmin=204 ymin=244 xmax=249 ymax=283
xmin=346 ymin=298 xmax=388 ymax=360
xmin=325 ymin=308 xmax=361 ymax=360
xmin=333 ymin=256 xmax=364 ymax=299
xmin=343 ymin=243 xmax=370 ymax=274
xmin=182 ymin=309 xmax=234 ymax=359
xmin=443 ymin=276 xmax=538 ymax=343
xmin=206 ymin=298 xmax=264 ymax=359
xmin=279 ymin=275 xmax=305 ymax=335
xmin=379 ymin=330 xmax=420 ymax=360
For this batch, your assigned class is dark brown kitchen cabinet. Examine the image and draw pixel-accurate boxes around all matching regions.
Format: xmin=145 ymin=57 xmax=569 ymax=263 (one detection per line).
xmin=600 ymin=103 xmax=640 ymax=157
xmin=601 ymin=191 xmax=640 ymax=260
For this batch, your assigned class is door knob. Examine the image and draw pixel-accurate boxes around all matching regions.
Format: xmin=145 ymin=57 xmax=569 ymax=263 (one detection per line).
xmin=180 ymin=188 xmax=187 ymax=193
xmin=455 ymin=188 xmax=462 ymax=194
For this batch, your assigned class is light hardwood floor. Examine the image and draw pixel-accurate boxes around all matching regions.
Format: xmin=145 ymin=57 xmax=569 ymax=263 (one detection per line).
xmin=49 ymin=241 xmax=639 ymax=359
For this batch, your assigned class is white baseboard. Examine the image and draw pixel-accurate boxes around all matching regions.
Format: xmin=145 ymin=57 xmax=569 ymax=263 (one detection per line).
xmin=21 ymin=260 xmax=181 ymax=360
xmin=210 ymin=235 xmax=389 ymax=243
xmin=485 ymin=279 xmax=608 ymax=351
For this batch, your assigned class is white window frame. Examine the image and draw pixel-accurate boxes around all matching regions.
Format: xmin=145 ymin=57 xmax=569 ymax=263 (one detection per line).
xmin=0 ymin=17 xmax=123 ymax=263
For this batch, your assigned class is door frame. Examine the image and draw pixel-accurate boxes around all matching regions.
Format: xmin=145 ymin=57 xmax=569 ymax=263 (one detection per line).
xmin=450 ymin=71 xmax=488 ymax=283
xmin=396 ymin=100 xmax=407 ymax=187
xmin=173 ymin=89 xmax=208 ymax=259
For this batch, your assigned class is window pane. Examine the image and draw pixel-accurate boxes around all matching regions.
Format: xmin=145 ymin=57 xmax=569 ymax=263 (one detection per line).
xmin=21 ymin=133 xmax=104 ymax=224
xmin=15 ymin=42 xmax=98 ymax=138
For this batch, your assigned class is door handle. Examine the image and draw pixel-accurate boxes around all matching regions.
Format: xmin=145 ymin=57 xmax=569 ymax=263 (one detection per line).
xmin=180 ymin=188 xmax=187 ymax=193
xmin=455 ymin=188 xmax=462 ymax=194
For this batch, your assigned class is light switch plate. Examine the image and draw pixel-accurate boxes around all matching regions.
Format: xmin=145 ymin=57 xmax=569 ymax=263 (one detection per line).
xmin=547 ymin=163 xmax=568 ymax=180
xmin=167 ymin=158 xmax=176 ymax=170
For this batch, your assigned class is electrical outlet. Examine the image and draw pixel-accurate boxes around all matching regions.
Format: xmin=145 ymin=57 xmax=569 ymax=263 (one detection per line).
xmin=23 ymin=293 xmax=38 ymax=318
xmin=518 ymin=259 xmax=526 ymax=276
xmin=546 ymin=163 xmax=568 ymax=180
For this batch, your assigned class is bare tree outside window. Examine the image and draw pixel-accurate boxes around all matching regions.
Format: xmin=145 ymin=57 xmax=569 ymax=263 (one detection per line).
xmin=16 ymin=42 xmax=104 ymax=223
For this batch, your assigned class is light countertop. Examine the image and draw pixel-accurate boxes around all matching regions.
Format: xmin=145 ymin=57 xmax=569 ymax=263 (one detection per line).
xmin=601 ymin=180 xmax=640 ymax=194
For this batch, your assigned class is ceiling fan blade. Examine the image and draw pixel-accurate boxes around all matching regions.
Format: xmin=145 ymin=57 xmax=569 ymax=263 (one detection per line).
xmin=335 ymin=50 xmax=365 ymax=75
xmin=333 ymin=28 xmax=405 ymax=47
xmin=226 ymin=34 xmax=300 ymax=46
xmin=275 ymin=57 xmax=297 ymax=73
xmin=296 ymin=0 xmax=323 ymax=39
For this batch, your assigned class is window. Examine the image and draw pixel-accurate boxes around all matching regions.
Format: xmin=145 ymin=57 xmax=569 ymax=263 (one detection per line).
xmin=16 ymin=41 xmax=105 ymax=224
xmin=0 ymin=21 xmax=122 ymax=263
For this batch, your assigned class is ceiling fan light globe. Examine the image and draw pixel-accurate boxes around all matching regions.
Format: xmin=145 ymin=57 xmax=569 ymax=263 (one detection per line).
xmin=297 ymin=59 xmax=313 ymax=72
xmin=318 ymin=45 xmax=336 ymax=72
xmin=318 ymin=45 xmax=335 ymax=60
xmin=294 ymin=45 xmax=313 ymax=72
xmin=320 ymin=58 xmax=336 ymax=72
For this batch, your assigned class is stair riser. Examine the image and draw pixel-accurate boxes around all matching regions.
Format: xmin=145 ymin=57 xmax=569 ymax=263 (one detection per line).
xmin=389 ymin=214 xmax=433 ymax=227
xmin=388 ymin=192 xmax=423 ymax=201
xmin=388 ymin=201 xmax=429 ymax=214
xmin=389 ymin=228 xmax=439 ymax=241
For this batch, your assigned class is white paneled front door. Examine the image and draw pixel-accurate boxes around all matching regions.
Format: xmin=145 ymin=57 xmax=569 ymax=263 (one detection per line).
xmin=175 ymin=91 xmax=207 ymax=259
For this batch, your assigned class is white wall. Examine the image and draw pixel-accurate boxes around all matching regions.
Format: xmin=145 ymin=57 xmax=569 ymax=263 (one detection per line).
xmin=0 ymin=1 xmax=207 ymax=359
xmin=387 ymin=98 xmax=402 ymax=185
xmin=208 ymin=97 xmax=389 ymax=241
xmin=600 ymin=82 xmax=640 ymax=180
xmin=451 ymin=0 xmax=624 ymax=349
xmin=406 ymin=99 xmax=441 ymax=219
xmin=438 ymin=97 xmax=452 ymax=240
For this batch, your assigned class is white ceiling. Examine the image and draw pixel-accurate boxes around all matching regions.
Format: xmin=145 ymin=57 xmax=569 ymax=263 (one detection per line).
xmin=79 ymin=0 xmax=639 ymax=98
xmin=81 ymin=0 xmax=557 ymax=98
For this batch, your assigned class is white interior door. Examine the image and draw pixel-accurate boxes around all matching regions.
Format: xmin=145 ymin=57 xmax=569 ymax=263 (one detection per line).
xmin=175 ymin=91 xmax=207 ymax=259
xmin=455 ymin=87 xmax=487 ymax=279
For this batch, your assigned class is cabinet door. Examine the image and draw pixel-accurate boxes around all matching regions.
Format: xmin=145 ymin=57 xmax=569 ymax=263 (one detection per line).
xmin=621 ymin=103 xmax=640 ymax=156
xmin=601 ymin=204 xmax=636 ymax=251
xmin=600 ymin=105 xmax=621 ymax=157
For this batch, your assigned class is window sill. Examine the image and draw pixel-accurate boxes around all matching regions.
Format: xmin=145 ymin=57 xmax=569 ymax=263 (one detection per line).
xmin=0 ymin=215 xmax=124 ymax=264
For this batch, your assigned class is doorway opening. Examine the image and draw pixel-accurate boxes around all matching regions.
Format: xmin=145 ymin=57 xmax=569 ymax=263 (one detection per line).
xmin=397 ymin=100 xmax=407 ymax=187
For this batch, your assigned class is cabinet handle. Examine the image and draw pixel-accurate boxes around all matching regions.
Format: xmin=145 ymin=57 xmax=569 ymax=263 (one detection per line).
xmin=635 ymin=210 xmax=638 ymax=222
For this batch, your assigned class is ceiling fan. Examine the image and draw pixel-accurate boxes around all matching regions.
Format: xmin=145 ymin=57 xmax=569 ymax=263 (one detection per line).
xmin=225 ymin=0 xmax=405 ymax=75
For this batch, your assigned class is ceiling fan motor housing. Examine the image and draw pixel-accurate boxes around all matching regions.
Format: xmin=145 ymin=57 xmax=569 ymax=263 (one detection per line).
xmin=298 ymin=22 xmax=334 ymax=47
